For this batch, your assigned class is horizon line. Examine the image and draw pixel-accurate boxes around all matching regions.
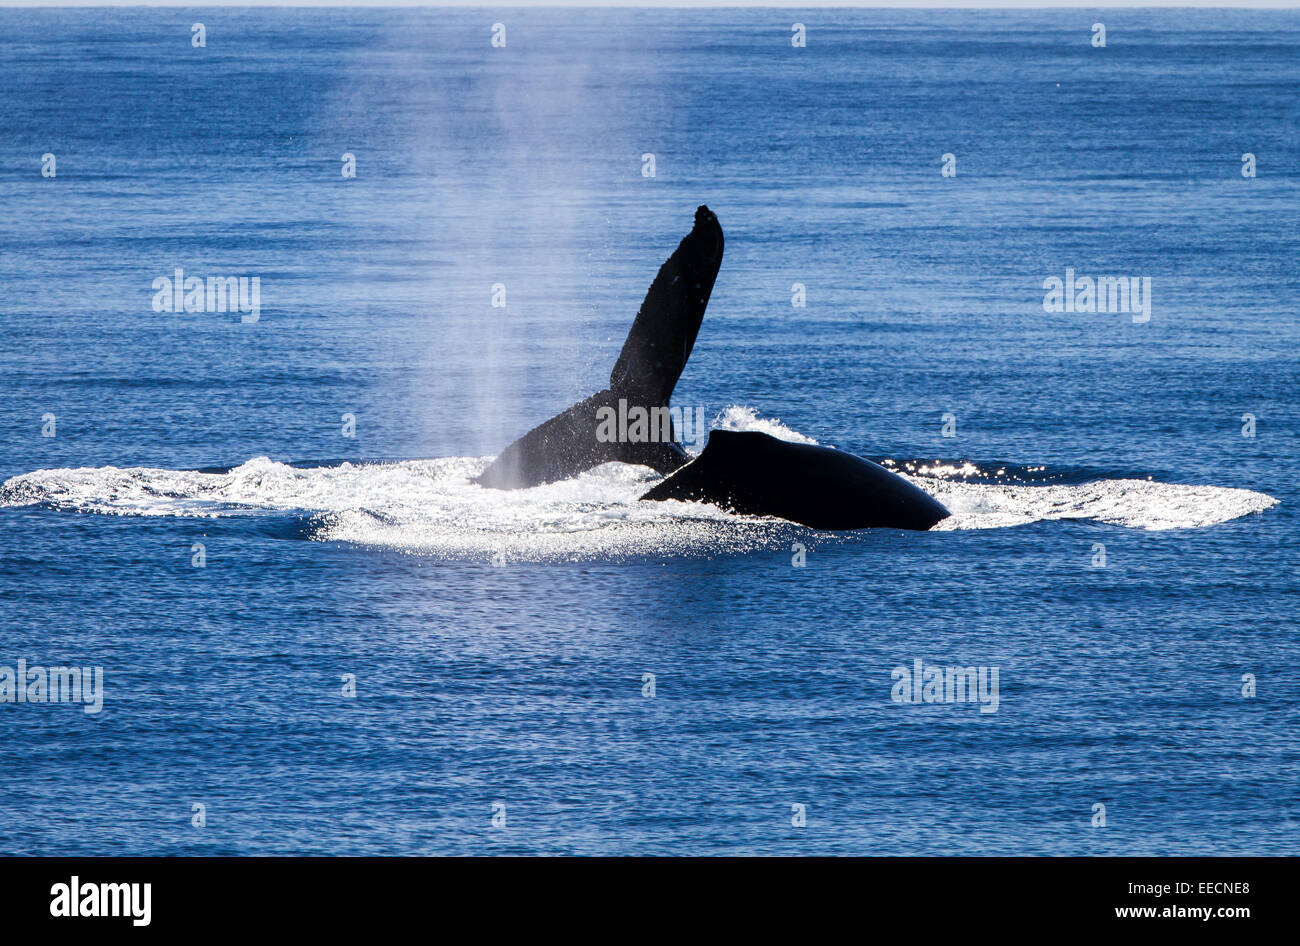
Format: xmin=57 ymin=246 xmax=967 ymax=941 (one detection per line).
xmin=3 ymin=1 xmax=1299 ymax=9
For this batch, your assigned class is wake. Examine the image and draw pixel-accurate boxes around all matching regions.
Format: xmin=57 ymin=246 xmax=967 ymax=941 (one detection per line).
xmin=0 ymin=408 xmax=1279 ymax=561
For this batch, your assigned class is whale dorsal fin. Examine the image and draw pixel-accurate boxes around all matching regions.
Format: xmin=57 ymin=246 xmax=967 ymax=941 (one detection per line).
xmin=609 ymin=205 xmax=724 ymax=405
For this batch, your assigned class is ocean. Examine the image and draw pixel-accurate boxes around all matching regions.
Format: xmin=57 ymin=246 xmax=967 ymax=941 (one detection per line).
xmin=0 ymin=6 xmax=1297 ymax=855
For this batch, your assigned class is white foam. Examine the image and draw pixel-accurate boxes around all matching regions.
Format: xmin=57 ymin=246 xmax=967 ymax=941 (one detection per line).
xmin=0 ymin=409 xmax=1279 ymax=559
xmin=0 ymin=455 xmax=788 ymax=561
xmin=917 ymin=473 xmax=1277 ymax=532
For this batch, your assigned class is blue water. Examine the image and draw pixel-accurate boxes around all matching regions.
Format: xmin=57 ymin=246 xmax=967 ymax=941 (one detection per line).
xmin=1 ymin=7 xmax=1297 ymax=855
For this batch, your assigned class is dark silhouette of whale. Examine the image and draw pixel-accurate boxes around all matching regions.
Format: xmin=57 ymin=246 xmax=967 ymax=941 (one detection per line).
xmin=475 ymin=205 xmax=723 ymax=489
xmin=476 ymin=205 xmax=950 ymax=531
xmin=641 ymin=429 xmax=950 ymax=531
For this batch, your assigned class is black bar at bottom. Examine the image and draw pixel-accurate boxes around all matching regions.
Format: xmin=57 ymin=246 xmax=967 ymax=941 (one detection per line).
xmin=0 ymin=856 xmax=1278 ymax=933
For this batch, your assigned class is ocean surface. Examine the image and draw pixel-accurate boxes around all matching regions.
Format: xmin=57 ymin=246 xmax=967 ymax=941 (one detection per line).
xmin=1 ymin=7 xmax=1297 ymax=855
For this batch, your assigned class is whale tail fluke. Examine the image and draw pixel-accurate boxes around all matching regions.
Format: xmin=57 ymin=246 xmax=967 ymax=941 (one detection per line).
xmin=475 ymin=206 xmax=724 ymax=490
xmin=609 ymin=205 xmax=724 ymax=404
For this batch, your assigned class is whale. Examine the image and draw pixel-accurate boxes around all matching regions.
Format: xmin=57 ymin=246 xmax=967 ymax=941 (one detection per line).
xmin=474 ymin=205 xmax=723 ymax=489
xmin=639 ymin=429 xmax=950 ymax=531
xmin=476 ymin=205 xmax=950 ymax=531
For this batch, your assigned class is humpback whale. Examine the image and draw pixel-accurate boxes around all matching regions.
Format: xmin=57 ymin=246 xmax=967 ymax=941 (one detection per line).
xmin=641 ymin=429 xmax=950 ymax=531
xmin=476 ymin=206 xmax=950 ymax=531
xmin=475 ymin=205 xmax=723 ymax=489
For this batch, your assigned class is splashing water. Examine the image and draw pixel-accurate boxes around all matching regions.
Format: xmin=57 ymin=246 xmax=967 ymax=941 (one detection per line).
xmin=0 ymin=408 xmax=1278 ymax=560
xmin=709 ymin=405 xmax=818 ymax=445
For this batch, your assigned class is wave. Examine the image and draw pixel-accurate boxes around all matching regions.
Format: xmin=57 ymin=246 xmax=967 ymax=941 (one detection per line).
xmin=0 ymin=408 xmax=1279 ymax=560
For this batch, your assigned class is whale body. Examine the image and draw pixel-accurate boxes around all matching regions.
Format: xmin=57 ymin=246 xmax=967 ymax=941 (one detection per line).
xmin=475 ymin=205 xmax=950 ymax=531
xmin=639 ymin=429 xmax=949 ymax=531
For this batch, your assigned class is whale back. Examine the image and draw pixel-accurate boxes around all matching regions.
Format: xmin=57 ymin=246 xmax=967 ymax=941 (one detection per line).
xmin=639 ymin=429 xmax=950 ymax=531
